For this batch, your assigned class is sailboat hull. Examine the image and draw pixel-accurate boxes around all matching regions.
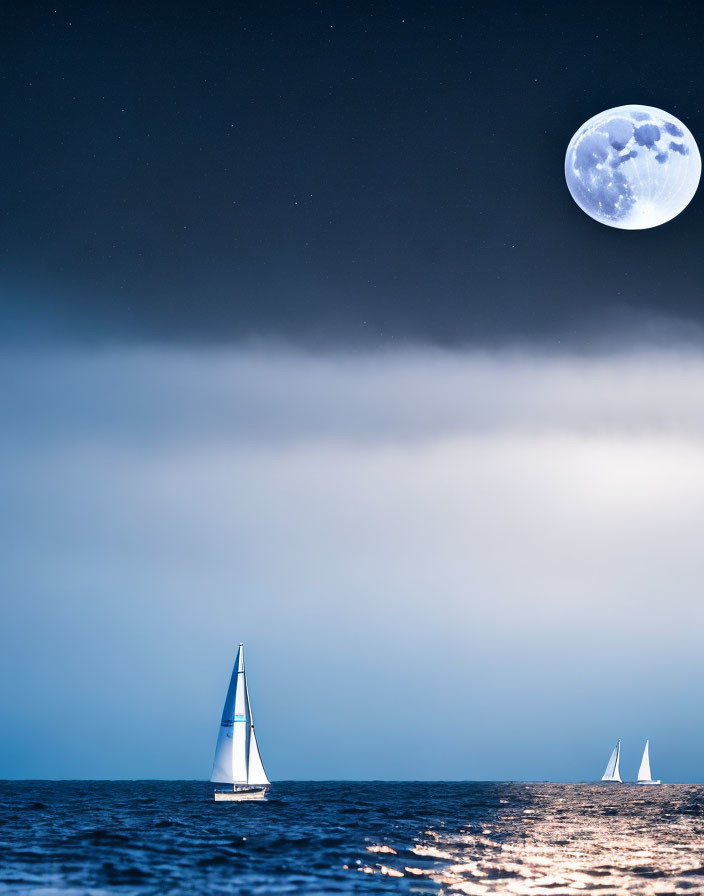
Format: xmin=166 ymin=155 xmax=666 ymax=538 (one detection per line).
xmin=636 ymin=780 xmax=661 ymax=786
xmin=214 ymin=786 xmax=269 ymax=801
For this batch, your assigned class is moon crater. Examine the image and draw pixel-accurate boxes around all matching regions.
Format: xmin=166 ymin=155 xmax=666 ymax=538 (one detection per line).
xmin=565 ymin=105 xmax=701 ymax=229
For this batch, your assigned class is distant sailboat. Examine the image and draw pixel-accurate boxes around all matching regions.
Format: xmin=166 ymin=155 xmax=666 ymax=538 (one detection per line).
xmin=211 ymin=643 xmax=271 ymax=801
xmin=636 ymin=740 xmax=661 ymax=785
xmin=601 ymin=739 xmax=622 ymax=783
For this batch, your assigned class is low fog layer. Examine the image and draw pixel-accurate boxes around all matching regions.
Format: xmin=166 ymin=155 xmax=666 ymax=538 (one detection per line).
xmin=2 ymin=347 xmax=703 ymax=781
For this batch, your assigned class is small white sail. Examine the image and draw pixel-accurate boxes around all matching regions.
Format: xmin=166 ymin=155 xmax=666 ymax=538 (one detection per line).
xmin=247 ymin=728 xmax=270 ymax=786
xmin=637 ymin=740 xmax=652 ymax=783
xmin=211 ymin=643 xmax=270 ymax=788
xmin=245 ymin=673 xmax=270 ymax=786
xmin=601 ymin=739 xmax=622 ymax=782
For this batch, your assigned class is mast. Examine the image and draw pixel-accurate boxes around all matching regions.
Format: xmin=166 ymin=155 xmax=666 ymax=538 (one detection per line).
xmin=637 ymin=740 xmax=652 ymax=783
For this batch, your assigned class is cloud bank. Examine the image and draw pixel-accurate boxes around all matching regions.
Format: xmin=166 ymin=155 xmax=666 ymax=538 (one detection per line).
xmin=2 ymin=346 xmax=704 ymax=781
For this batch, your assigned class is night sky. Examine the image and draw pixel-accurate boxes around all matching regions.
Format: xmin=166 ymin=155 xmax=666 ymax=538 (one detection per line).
xmin=3 ymin=1 xmax=704 ymax=346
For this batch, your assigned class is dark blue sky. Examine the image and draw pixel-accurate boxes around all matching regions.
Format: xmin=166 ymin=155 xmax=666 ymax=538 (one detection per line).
xmin=2 ymin=0 xmax=704 ymax=345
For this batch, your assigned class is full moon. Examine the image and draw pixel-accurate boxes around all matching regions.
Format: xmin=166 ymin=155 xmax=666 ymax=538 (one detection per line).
xmin=565 ymin=104 xmax=701 ymax=229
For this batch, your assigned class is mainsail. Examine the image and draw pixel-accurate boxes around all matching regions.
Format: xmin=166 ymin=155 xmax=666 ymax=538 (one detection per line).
xmin=601 ymin=739 xmax=622 ymax=782
xmin=211 ymin=643 xmax=270 ymax=786
xmin=637 ymin=740 xmax=652 ymax=783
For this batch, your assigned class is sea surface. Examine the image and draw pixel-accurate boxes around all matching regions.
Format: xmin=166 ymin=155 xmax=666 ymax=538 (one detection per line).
xmin=1 ymin=781 xmax=704 ymax=894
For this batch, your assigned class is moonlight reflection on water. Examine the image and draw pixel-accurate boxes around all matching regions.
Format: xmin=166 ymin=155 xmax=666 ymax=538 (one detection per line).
xmin=372 ymin=784 xmax=704 ymax=895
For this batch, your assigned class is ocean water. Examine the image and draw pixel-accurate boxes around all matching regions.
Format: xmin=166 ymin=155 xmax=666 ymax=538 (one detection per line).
xmin=1 ymin=782 xmax=703 ymax=894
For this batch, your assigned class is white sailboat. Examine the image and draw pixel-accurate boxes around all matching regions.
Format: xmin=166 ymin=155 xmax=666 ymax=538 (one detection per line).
xmin=211 ymin=643 xmax=271 ymax=801
xmin=636 ymin=740 xmax=661 ymax=785
xmin=601 ymin=739 xmax=622 ymax=783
